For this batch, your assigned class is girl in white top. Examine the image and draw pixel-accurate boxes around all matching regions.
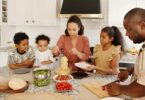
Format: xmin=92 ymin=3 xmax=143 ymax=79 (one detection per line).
xmin=88 ymin=26 xmax=124 ymax=75
xmin=34 ymin=34 xmax=54 ymax=68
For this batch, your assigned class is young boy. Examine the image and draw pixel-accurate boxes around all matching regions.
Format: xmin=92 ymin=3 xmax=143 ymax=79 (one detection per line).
xmin=34 ymin=34 xmax=54 ymax=68
xmin=8 ymin=32 xmax=34 ymax=69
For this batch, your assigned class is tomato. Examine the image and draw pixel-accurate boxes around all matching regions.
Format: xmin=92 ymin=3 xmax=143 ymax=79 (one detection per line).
xmin=56 ymin=82 xmax=72 ymax=92
xmin=56 ymin=75 xmax=72 ymax=81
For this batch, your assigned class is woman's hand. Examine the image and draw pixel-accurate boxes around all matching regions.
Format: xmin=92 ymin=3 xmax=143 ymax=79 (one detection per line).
xmin=52 ymin=46 xmax=59 ymax=55
xmin=71 ymin=48 xmax=79 ymax=55
xmin=118 ymin=70 xmax=129 ymax=82
xmin=71 ymin=48 xmax=84 ymax=59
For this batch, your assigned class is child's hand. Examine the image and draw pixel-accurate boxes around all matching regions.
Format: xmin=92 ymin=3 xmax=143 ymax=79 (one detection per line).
xmin=41 ymin=61 xmax=48 ymax=65
xmin=23 ymin=58 xmax=34 ymax=64
xmin=85 ymin=65 xmax=96 ymax=71
xmin=41 ymin=60 xmax=52 ymax=65
xmin=9 ymin=64 xmax=16 ymax=69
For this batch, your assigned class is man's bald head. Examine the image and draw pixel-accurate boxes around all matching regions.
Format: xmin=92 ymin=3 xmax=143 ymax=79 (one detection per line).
xmin=124 ymin=8 xmax=145 ymax=23
xmin=123 ymin=8 xmax=145 ymax=44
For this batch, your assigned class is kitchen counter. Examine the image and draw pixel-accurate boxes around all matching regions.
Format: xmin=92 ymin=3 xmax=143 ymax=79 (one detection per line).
xmin=120 ymin=53 xmax=137 ymax=64
xmin=0 ymin=66 xmax=131 ymax=100
xmin=119 ymin=53 xmax=137 ymax=70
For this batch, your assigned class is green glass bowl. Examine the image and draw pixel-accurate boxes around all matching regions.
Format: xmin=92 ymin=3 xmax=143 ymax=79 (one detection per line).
xmin=33 ymin=69 xmax=51 ymax=87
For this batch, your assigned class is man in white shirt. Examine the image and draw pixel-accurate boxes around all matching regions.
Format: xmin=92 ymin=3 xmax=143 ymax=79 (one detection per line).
xmin=107 ymin=8 xmax=145 ymax=100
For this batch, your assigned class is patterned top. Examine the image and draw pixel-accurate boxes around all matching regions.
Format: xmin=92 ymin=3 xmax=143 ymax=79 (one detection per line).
xmin=57 ymin=35 xmax=90 ymax=71
xmin=93 ymin=44 xmax=121 ymax=74
xmin=8 ymin=47 xmax=35 ymax=64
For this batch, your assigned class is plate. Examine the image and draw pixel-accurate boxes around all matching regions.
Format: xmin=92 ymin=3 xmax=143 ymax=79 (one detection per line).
xmin=53 ymin=74 xmax=73 ymax=82
xmin=101 ymin=97 xmax=124 ymax=100
xmin=71 ymin=71 xmax=88 ymax=79
xmin=0 ymin=81 xmax=29 ymax=93
xmin=75 ymin=62 xmax=91 ymax=69
xmin=13 ymin=68 xmax=31 ymax=74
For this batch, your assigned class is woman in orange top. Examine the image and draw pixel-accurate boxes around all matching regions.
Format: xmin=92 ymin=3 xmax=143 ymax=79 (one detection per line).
xmin=53 ymin=15 xmax=90 ymax=71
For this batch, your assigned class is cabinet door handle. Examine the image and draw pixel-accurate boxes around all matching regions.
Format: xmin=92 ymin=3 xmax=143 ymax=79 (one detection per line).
xmin=26 ymin=20 xmax=29 ymax=23
xmin=32 ymin=20 xmax=35 ymax=23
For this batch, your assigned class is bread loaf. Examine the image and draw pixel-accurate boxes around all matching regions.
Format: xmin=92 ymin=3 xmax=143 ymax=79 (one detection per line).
xmin=8 ymin=78 xmax=27 ymax=90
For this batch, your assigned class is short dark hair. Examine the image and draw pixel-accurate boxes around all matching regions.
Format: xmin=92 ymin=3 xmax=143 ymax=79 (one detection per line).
xmin=13 ymin=32 xmax=29 ymax=44
xmin=124 ymin=8 xmax=145 ymax=22
xmin=65 ymin=15 xmax=84 ymax=36
xmin=35 ymin=34 xmax=50 ymax=44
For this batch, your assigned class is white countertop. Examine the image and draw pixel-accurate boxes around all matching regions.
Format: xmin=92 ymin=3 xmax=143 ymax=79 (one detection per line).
xmin=119 ymin=53 xmax=137 ymax=64
xmin=0 ymin=67 xmax=131 ymax=100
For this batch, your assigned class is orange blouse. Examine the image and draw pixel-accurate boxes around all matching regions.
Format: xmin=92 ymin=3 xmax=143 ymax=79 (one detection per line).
xmin=57 ymin=35 xmax=90 ymax=71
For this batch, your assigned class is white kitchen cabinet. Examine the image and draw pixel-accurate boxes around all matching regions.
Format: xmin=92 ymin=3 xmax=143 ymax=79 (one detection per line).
xmin=32 ymin=0 xmax=56 ymax=26
xmin=8 ymin=0 xmax=30 ymax=25
xmin=136 ymin=0 xmax=145 ymax=9
xmin=7 ymin=0 xmax=56 ymax=26
xmin=108 ymin=0 xmax=136 ymax=27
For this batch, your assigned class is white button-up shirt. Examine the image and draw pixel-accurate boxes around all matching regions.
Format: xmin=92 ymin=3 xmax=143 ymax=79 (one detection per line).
xmin=133 ymin=42 xmax=145 ymax=100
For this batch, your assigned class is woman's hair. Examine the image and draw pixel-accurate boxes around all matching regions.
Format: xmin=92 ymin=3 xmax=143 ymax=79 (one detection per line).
xmin=65 ymin=15 xmax=84 ymax=36
xmin=101 ymin=26 xmax=124 ymax=52
xmin=35 ymin=34 xmax=50 ymax=44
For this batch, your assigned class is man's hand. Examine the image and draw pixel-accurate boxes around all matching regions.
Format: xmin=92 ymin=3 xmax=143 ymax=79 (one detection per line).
xmin=106 ymin=82 xmax=121 ymax=96
xmin=118 ymin=70 xmax=129 ymax=82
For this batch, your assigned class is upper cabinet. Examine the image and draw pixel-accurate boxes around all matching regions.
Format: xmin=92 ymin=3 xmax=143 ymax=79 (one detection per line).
xmin=8 ymin=0 xmax=30 ymax=25
xmin=136 ymin=0 xmax=145 ymax=9
xmin=32 ymin=0 xmax=57 ymax=26
xmin=7 ymin=0 xmax=57 ymax=26
xmin=108 ymin=0 xmax=136 ymax=27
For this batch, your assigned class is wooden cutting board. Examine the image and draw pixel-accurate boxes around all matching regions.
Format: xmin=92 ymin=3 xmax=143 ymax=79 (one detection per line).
xmin=82 ymin=82 xmax=109 ymax=98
